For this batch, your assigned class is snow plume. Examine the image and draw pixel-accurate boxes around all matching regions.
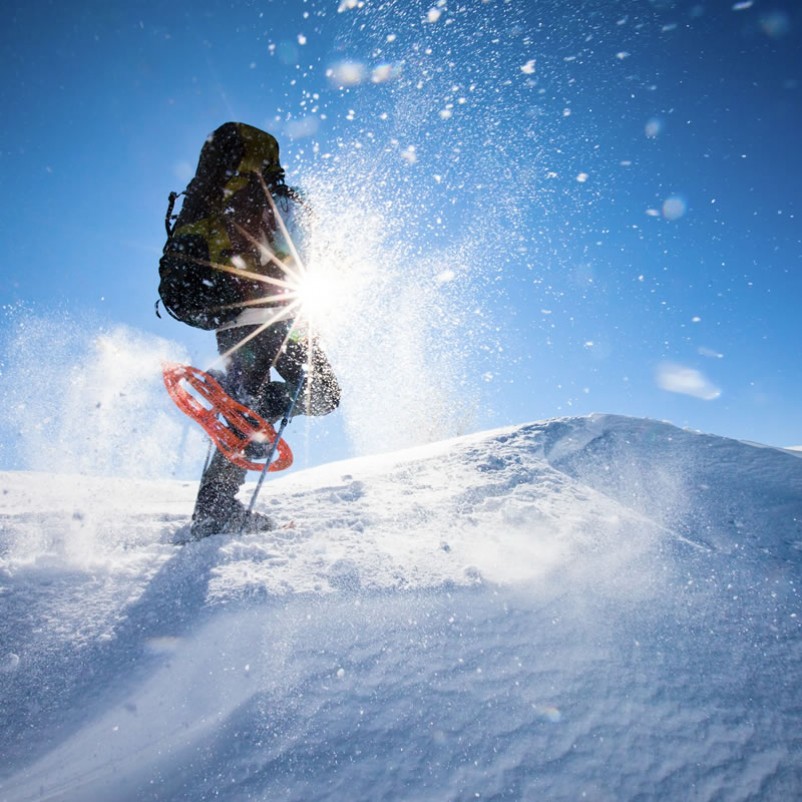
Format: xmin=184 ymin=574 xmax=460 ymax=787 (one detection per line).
xmin=289 ymin=2 xmax=548 ymax=456
xmin=0 ymin=307 xmax=205 ymax=480
xmin=296 ymin=176 xmax=483 ymax=455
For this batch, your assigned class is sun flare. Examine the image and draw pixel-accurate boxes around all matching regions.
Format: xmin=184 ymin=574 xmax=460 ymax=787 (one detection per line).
xmin=290 ymin=263 xmax=348 ymax=329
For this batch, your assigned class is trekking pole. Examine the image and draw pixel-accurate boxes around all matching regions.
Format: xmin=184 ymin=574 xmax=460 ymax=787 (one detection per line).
xmin=243 ymin=373 xmax=306 ymax=529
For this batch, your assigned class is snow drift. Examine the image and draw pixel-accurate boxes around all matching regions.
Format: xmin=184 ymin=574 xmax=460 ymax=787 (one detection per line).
xmin=1 ymin=414 xmax=801 ymax=801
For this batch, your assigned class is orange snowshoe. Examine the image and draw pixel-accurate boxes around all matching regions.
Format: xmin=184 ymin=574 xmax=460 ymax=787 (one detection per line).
xmin=162 ymin=362 xmax=293 ymax=473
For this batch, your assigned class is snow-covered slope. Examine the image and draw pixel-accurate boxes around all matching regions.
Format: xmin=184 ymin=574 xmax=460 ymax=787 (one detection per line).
xmin=1 ymin=414 xmax=801 ymax=801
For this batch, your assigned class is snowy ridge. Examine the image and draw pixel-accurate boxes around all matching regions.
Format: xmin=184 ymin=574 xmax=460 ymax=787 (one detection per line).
xmin=1 ymin=414 xmax=801 ymax=801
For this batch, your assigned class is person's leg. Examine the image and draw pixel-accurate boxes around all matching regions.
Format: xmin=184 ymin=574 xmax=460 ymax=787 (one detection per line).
xmin=274 ymin=332 xmax=341 ymax=417
xmin=190 ymin=323 xmax=287 ymax=537
xmin=191 ymin=448 xmax=247 ymax=533
xmin=223 ymin=323 xmax=341 ymax=419
xmin=216 ymin=323 xmax=291 ymax=407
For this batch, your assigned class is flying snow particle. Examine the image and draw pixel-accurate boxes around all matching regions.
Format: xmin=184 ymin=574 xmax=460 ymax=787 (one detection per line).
xmin=1 ymin=653 xmax=20 ymax=673
xmin=645 ymin=117 xmax=664 ymax=138
xmin=520 ymin=59 xmax=536 ymax=75
xmin=656 ymin=363 xmax=721 ymax=400
xmin=297 ymin=34 xmax=307 ymax=46
xmin=760 ymin=11 xmax=791 ymax=38
xmin=327 ymin=61 xmax=367 ymax=87
xmin=426 ymin=8 xmax=442 ymax=23
xmin=372 ymin=64 xmax=396 ymax=83
xmin=401 ymin=145 xmax=417 ymax=164
xmin=337 ymin=0 xmax=361 ymax=10
xmin=698 ymin=346 xmax=724 ymax=359
xmin=732 ymin=1 xmax=754 ymax=10
xmin=540 ymin=706 xmax=563 ymax=723
xmin=576 ymin=172 xmax=589 ymax=183
xmin=662 ymin=195 xmax=687 ymax=220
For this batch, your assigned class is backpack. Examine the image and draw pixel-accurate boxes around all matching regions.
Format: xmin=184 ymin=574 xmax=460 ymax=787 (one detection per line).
xmin=157 ymin=122 xmax=286 ymax=330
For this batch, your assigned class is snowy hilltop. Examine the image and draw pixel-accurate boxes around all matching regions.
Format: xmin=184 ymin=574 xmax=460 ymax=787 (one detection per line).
xmin=1 ymin=414 xmax=801 ymax=801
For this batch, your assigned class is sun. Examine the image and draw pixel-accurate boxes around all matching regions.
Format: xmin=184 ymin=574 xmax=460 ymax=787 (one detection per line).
xmin=290 ymin=262 xmax=348 ymax=330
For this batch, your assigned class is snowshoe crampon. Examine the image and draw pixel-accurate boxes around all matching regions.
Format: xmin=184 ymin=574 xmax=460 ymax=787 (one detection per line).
xmin=162 ymin=362 xmax=293 ymax=473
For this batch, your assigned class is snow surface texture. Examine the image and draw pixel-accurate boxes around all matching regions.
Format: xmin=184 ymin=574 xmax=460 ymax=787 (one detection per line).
xmin=1 ymin=414 xmax=801 ymax=801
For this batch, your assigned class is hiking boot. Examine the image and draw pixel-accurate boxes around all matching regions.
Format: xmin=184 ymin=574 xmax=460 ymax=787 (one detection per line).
xmin=189 ymin=499 xmax=275 ymax=540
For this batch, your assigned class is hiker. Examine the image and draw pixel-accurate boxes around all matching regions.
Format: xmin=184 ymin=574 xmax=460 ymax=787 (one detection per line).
xmin=158 ymin=122 xmax=340 ymax=538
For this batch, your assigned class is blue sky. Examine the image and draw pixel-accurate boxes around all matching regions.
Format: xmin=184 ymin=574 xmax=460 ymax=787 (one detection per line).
xmin=1 ymin=0 xmax=800 ymax=476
